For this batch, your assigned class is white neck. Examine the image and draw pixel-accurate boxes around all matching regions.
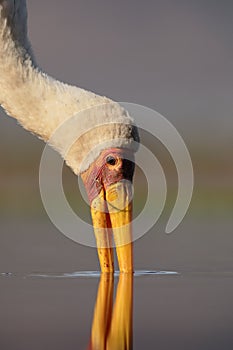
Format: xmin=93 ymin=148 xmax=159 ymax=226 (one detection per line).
xmin=0 ymin=1 xmax=138 ymax=175
xmin=0 ymin=1 xmax=110 ymax=141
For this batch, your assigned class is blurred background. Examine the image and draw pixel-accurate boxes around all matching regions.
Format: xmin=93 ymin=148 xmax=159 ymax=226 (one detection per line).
xmin=1 ymin=2 xmax=233 ymax=349
xmin=0 ymin=0 xmax=232 ymax=272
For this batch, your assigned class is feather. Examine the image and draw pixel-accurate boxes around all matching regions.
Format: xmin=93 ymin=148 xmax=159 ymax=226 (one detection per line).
xmin=0 ymin=0 xmax=139 ymax=174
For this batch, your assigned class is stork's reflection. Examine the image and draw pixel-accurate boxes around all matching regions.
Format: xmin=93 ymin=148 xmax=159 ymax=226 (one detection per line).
xmin=88 ymin=274 xmax=133 ymax=350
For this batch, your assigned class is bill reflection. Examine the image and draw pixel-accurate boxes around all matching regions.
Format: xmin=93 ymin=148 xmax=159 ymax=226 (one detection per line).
xmin=87 ymin=274 xmax=133 ymax=350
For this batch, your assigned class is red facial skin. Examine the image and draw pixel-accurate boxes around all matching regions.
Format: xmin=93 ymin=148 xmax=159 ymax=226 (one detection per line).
xmin=82 ymin=148 xmax=135 ymax=204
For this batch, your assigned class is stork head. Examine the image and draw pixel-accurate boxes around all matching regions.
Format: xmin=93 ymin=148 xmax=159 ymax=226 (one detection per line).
xmin=63 ymin=102 xmax=139 ymax=273
xmin=81 ymin=147 xmax=135 ymax=273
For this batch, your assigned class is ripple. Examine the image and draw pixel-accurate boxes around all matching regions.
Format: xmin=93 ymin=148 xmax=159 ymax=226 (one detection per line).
xmin=29 ymin=270 xmax=180 ymax=278
xmin=0 ymin=270 xmax=180 ymax=279
xmin=0 ymin=272 xmax=13 ymax=277
xmin=134 ymin=270 xmax=180 ymax=276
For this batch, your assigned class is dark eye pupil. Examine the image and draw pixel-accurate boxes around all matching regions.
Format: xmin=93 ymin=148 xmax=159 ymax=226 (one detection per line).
xmin=106 ymin=156 xmax=116 ymax=166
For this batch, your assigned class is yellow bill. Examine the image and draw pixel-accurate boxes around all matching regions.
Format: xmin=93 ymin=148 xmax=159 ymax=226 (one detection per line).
xmin=91 ymin=180 xmax=133 ymax=273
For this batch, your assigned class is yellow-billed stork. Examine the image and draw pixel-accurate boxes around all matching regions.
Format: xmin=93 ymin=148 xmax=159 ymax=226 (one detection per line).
xmin=0 ymin=0 xmax=139 ymax=272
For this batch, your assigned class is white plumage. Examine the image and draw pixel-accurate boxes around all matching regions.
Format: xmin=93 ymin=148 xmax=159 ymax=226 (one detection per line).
xmin=0 ymin=0 xmax=138 ymax=174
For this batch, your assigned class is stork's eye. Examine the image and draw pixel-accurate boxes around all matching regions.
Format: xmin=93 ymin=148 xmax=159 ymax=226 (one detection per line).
xmin=106 ymin=156 xmax=117 ymax=166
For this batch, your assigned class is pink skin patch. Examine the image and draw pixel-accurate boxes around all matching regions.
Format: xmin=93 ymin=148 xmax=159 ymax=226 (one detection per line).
xmin=83 ymin=148 xmax=135 ymax=204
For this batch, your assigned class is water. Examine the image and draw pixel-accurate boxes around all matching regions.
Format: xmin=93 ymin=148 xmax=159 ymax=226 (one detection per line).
xmin=1 ymin=269 xmax=233 ymax=349
xmin=0 ymin=218 xmax=233 ymax=349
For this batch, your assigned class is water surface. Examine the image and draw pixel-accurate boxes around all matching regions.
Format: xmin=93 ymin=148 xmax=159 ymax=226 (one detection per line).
xmin=0 ymin=218 xmax=233 ymax=349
